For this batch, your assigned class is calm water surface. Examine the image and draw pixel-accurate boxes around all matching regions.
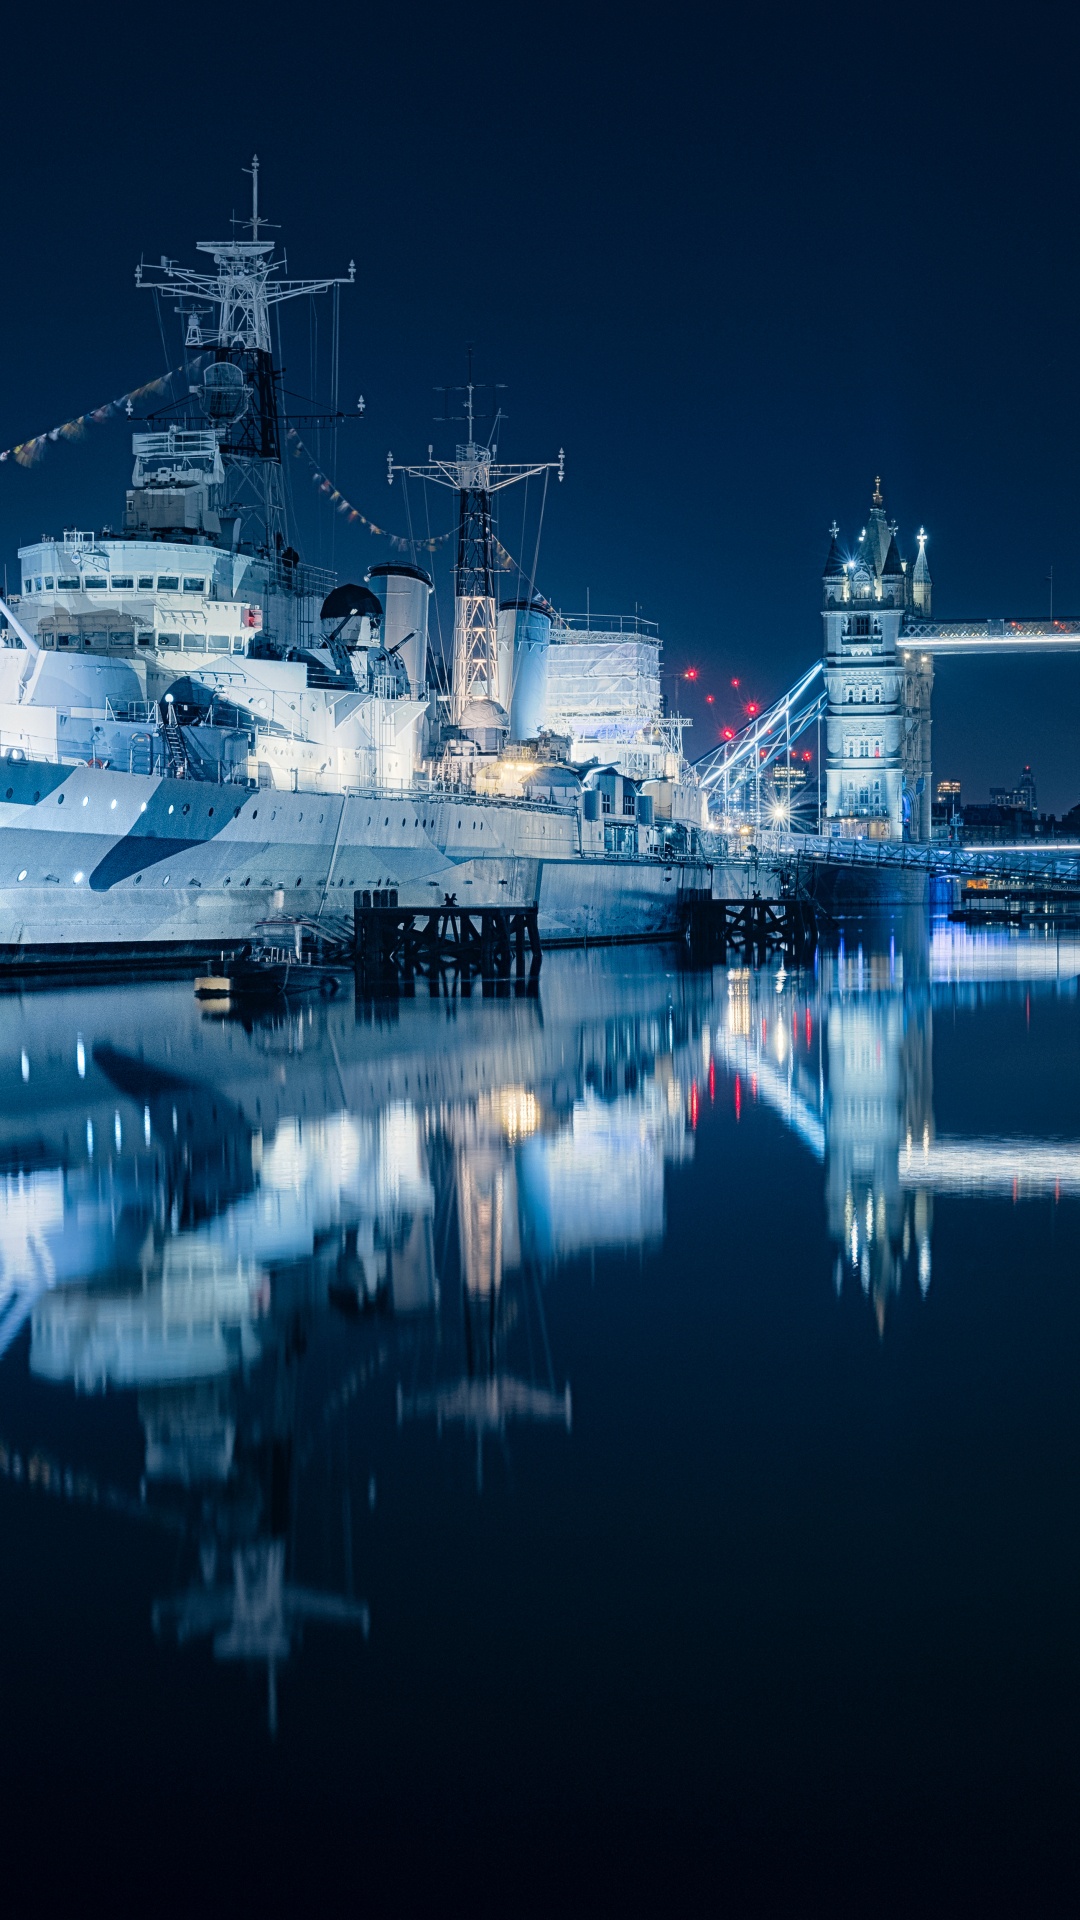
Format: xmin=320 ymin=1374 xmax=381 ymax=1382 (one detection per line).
xmin=1 ymin=919 xmax=1078 ymax=1914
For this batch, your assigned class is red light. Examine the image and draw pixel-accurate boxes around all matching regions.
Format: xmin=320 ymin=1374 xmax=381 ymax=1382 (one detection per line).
xmin=689 ymin=1081 xmax=699 ymax=1129
xmin=802 ymin=750 xmax=812 ymax=762
xmin=805 ymin=1009 xmax=812 ymax=1047
xmin=731 ymin=678 xmax=741 ymax=688
xmin=722 ymin=727 xmax=734 ymax=740
xmin=746 ymin=702 xmax=759 ymax=715
xmin=734 ymin=1073 xmax=741 ymax=1121
xmin=684 ymin=668 xmax=699 ymax=681
xmin=708 ymin=1058 xmax=716 ymax=1103
xmin=705 ymin=694 xmax=715 ymax=704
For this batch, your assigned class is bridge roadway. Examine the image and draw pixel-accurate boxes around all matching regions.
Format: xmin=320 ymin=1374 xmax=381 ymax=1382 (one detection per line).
xmin=902 ymin=617 xmax=1080 ymax=654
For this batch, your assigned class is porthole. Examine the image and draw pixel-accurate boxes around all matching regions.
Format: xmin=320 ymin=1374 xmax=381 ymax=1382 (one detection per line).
xmin=5 ymin=788 xmax=11 ymax=799
xmin=162 ymin=875 xmax=170 ymax=886
xmin=402 ymin=817 xmax=406 ymax=826
xmin=318 ymin=813 xmax=324 ymax=824
xmin=57 ymin=794 xmax=64 ymax=805
xmin=182 ymin=804 xmax=190 ymax=815
xmin=233 ymin=806 xmax=240 ymax=819
xmin=271 ymin=810 xmax=277 ymax=821
xmin=208 ymin=807 xmax=214 ymax=817
xmin=298 ymin=812 xmax=303 ymax=822
xmin=224 ymin=876 xmax=231 ymax=885
xmin=296 ymin=877 xmax=302 ymax=886
xmin=134 ymin=875 xmax=142 ymax=885
xmin=32 ymin=792 xmax=39 ymax=803
xmin=252 ymin=809 xmax=258 ymax=819
xmin=242 ymin=877 xmax=251 ymax=886
xmin=17 ymin=869 xmax=26 ymax=881
xmin=384 ymin=817 xmax=389 ymax=826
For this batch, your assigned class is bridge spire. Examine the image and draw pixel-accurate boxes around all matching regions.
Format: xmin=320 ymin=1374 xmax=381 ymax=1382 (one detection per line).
xmin=872 ymin=475 xmax=884 ymax=507
xmin=823 ymin=523 xmax=845 ymax=579
xmin=912 ymin=526 xmax=932 ymax=616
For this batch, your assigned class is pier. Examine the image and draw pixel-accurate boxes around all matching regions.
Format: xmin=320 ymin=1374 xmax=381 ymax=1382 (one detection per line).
xmin=354 ymin=889 xmax=542 ymax=988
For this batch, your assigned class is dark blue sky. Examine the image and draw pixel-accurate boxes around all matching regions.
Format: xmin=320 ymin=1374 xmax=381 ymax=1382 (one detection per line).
xmin=2 ymin=1 xmax=1078 ymax=807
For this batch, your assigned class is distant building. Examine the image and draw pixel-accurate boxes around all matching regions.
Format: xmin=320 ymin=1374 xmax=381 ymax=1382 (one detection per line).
xmin=990 ymin=765 xmax=1036 ymax=811
xmin=931 ymin=777 xmax=962 ymax=843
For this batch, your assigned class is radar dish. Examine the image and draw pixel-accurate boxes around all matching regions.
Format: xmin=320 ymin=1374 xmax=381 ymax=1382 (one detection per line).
xmin=202 ymin=361 xmax=250 ymax=423
xmin=321 ymin=583 xmax=383 ymax=623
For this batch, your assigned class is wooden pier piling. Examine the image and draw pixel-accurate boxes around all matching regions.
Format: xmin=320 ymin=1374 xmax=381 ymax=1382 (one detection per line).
xmin=681 ymin=894 xmax=817 ymax=962
xmin=354 ymin=890 xmax=542 ymax=987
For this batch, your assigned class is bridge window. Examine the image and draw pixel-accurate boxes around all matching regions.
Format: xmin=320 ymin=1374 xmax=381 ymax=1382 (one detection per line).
xmin=845 ymin=687 xmax=854 ymax=704
xmin=853 ymin=615 xmax=871 ymax=638
xmin=859 ymin=688 xmax=867 ymax=703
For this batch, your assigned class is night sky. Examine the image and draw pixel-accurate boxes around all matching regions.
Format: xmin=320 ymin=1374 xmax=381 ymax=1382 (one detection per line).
xmin=3 ymin=3 xmax=1078 ymax=808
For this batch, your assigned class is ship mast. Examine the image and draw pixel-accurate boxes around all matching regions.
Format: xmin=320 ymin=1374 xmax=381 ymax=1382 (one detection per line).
xmin=135 ymin=158 xmax=355 ymax=553
xmin=389 ymin=367 xmax=562 ymax=722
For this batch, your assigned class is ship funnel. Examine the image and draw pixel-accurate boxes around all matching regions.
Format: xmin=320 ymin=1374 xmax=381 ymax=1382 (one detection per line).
xmin=498 ymin=598 xmax=551 ymax=742
xmin=367 ymin=563 xmax=432 ymax=697
xmin=202 ymin=360 xmax=250 ymax=424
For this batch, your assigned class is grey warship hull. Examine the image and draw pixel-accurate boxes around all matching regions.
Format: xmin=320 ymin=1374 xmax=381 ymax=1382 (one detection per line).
xmin=0 ymin=761 xmax=721 ymax=964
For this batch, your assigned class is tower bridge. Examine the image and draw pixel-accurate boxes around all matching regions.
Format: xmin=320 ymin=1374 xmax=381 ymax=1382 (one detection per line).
xmin=696 ymin=480 xmax=1080 ymax=841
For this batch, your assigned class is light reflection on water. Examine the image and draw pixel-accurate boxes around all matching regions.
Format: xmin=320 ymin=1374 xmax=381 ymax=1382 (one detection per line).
xmin=1 ymin=916 xmax=1079 ymax=1903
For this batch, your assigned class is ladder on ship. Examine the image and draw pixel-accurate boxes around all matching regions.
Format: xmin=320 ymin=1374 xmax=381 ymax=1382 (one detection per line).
xmin=160 ymin=701 xmax=189 ymax=776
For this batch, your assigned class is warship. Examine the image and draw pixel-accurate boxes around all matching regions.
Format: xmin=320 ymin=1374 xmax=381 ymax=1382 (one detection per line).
xmin=0 ymin=165 xmax=721 ymax=964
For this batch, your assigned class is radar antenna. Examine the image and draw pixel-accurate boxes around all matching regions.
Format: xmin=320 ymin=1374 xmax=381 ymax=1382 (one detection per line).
xmin=388 ymin=355 xmax=563 ymax=722
xmin=134 ymin=160 xmax=356 ymax=553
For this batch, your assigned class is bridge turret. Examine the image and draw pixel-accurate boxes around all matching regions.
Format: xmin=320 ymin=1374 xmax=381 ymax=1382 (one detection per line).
xmin=912 ymin=528 xmax=932 ymax=616
xmin=822 ymin=523 xmax=847 ymax=606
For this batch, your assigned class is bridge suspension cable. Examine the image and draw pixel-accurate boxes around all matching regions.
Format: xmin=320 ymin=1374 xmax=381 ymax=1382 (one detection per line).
xmin=694 ymin=659 xmax=825 ymax=816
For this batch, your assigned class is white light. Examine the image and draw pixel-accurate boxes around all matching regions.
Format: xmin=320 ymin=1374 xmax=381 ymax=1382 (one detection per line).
xmin=167 ymin=804 xmax=174 ymax=815
xmin=76 ymin=1037 xmax=85 ymax=1078
xmin=140 ymin=802 xmax=147 ymax=812
xmin=20 ymin=1050 xmax=29 ymax=1083
xmin=73 ymin=871 xmax=84 ymax=884
xmin=144 ymin=1105 xmax=151 ymax=1146
xmin=86 ymin=1119 xmax=94 ymax=1156
xmin=114 ymin=1112 xmax=122 ymax=1152
xmin=110 ymin=799 xmax=117 ymax=810
xmin=82 ymin=795 xmax=88 ymax=806
xmin=16 ymin=869 xmax=26 ymax=881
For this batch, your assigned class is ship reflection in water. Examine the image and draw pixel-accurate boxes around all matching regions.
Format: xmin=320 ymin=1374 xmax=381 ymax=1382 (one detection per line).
xmin=0 ymin=918 xmax=1078 ymax=1769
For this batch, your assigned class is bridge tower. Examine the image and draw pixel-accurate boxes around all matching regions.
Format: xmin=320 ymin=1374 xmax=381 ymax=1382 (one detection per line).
xmin=822 ymin=481 xmax=933 ymax=841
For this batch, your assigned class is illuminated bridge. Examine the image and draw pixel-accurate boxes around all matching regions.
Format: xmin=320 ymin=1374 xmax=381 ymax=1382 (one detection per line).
xmin=696 ymin=617 xmax=1080 ymax=829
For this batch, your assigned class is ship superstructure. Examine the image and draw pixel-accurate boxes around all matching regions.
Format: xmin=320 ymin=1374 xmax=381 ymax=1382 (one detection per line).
xmin=0 ymin=171 xmax=718 ymax=960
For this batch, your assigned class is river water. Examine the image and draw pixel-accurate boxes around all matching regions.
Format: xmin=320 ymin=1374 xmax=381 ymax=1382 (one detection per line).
xmin=0 ymin=920 xmax=1077 ymax=1914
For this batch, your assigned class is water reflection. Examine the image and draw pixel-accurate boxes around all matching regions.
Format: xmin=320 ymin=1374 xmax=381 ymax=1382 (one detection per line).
xmin=1 ymin=921 xmax=1079 ymax=1727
